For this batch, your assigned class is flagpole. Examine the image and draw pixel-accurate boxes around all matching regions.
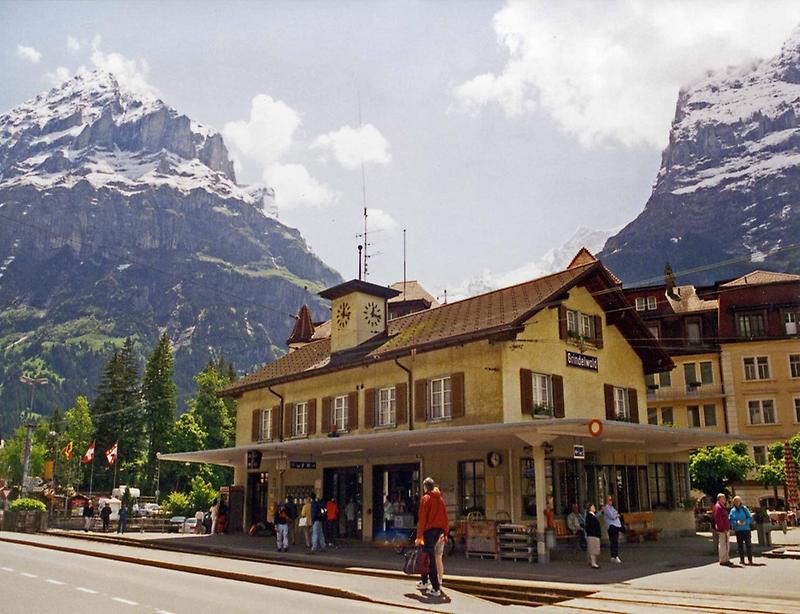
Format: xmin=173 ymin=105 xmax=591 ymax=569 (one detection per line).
xmin=89 ymin=454 xmax=94 ymax=496
xmin=113 ymin=450 xmax=119 ymax=490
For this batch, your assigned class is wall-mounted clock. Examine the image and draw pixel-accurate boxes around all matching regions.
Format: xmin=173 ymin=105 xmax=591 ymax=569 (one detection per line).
xmin=487 ymin=451 xmax=502 ymax=468
xmin=363 ymin=301 xmax=382 ymax=330
xmin=335 ymin=302 xmax=351 ymax=329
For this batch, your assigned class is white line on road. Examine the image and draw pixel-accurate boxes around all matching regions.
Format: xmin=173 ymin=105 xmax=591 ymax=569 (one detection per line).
xmin=1 ymin=567 xmax=13 ymax=572
xmin=46 ymin=579 xmax=65 ymax=585
xmin=75 ymin=587 xmax=98 ymax=594
xmin=156 ymin=610 xmax=175 ymax=614
xmin=111 ymin=597 xmax=138 ymax=606
xmin=20 ymin=572 xmax=37 ymax=578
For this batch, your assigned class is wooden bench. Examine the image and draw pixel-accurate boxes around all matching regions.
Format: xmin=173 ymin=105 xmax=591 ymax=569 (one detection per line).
xmin=623 ymin=511 xmax=662 ymax=543
xmin=554 ymin=518 xmax=579 ymax=542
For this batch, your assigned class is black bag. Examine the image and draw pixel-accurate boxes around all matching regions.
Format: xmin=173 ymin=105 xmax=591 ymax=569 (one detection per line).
xmin=403 ymin=547 xmax=429 ymax=576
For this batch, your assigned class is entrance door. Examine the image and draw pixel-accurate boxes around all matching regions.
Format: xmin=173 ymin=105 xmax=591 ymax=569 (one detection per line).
xmin=372 ymin=463 xmax=420 ymax=538
xmin=322 ymin=466 xmax=363 ymax=539
xmin=246 ymin=472 xmax=268 ymax=527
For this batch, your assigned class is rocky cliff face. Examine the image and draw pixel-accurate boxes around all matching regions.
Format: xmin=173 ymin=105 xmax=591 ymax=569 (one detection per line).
xmin=0 ymin=71 xmax=340 ymax=431
xmin=600 ymin=30 xmax=800 ymax=284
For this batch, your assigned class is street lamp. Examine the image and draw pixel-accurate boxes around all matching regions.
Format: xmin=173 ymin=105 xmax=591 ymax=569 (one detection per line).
xmin=18 ymin=375 xmax=49 ymax=495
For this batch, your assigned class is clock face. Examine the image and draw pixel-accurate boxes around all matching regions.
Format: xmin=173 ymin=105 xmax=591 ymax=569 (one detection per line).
xmin=487 ymin=451 xmax=502 ymax=467
xmin=363 ymin=301 xmax=383 ymax=331
xmin=335 ymin=302 xmax=352 ymax=329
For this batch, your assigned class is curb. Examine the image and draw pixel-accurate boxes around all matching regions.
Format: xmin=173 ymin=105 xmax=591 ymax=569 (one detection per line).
xmin=0 ymin=534 xmax=438 ymax=613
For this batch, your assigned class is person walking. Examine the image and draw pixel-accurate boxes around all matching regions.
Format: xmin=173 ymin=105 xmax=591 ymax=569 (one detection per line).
xmin=602 ymin=495 xmax=622 ymax=563
xmin=82 ymin=499 xmax=95 ymax=532
xmin=285 ymin=495 xmax=298 ymax=546
xmin=729 ymin=496 xmax=754 ymax=565
xmin=274 ymin=500 xmax=290 ymax=552
xmin=415 ymin=477 xmax=449 ymax=598
xmin=584 ymin=502 xmax=602 ymax=569
xmin=100 ymin=502 xmax=112 ymax=533
xmin=117 ymin=505 xmax=129 ymax=534
xmin=300 ymin=496 xmax=312 ymax=549
xmin=713 ymin=493 xmax=732 ymax=565
xmin=345 ymin=499 xmax=358 ymax=538
xmin=310 ymin=494 xmax=325 ymax=553
xmin=325 ymin=497 xmax=340 ymax=547
xmin=194 ymin=508 xmax=205 ymax=534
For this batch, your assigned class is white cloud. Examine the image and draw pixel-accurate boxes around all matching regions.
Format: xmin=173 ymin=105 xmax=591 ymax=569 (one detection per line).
xmin=454 ymin=0 xmax=800 ymax=148
xmin=89 ymin=35 xmax=158 ymax=98
xmin=264 ymin=163 xmax=338 ymax=209
xmin=66 ymin=36 xmax=82 ymax=53
xmin=223 ymin=95 xmax=302 ymax=166
xmin=45 ymin=66 xmax=71 ymax=86
xmin=311 ymin=123 xmax=391 ymax=169
xmin=16 ymin=44 xmax=42 ymax=64
xmin=367 ymin=208 xmax=397 ymax=234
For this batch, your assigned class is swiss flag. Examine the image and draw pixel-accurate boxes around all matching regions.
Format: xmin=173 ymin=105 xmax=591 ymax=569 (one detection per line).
xmin=81 ymin=441 xmax=95 ymax=464
xmin=105 ymin=441 xmax=118 ymax=465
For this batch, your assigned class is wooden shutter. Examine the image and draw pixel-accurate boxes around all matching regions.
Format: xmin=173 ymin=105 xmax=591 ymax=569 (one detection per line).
xmin=348 ymin=391 xmax=359 ymax=430
xmin=251 ymin=409 xmax=261 ymax=442
xmin=627 ymin=388 xmax=640 ymax=423
xmin=520 ymin=369 xmax=533 ymax=415
xmin=284 ymin=402 xmax=294 ymax=438
xmin=308 ymin=398 xmax=317 ymax=435
xmin=551 ymin=374 xmax=565 ymax=418
xmin=271 ymin=405 xmax=280 ymax=441
xmin=558 ymin=305 xmax=568 ymax=339
xmin=395 ymin=382 xmax=407 ymax=427
xmin=364 ymin=388 xmax=376 ymax=428
xmin=414 ymin=379 xmax=428 ymax=422
xmin=450 ymin=372 xmax=465 ymax=418
xmin=604 ymin=384 xmax=616 ymax=420
xmin=322 ymin=396 xmax=332 ymax=433
xmin=594 ymin=315 xmax=604 ymax=348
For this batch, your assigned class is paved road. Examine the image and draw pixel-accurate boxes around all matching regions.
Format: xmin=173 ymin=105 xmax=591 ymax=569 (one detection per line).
xmin=0 ymin=540 xmax=408 ymax=614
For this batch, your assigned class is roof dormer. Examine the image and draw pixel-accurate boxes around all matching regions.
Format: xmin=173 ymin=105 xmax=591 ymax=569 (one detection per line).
xmin=319 ymin=280 xmax=400 ymax=353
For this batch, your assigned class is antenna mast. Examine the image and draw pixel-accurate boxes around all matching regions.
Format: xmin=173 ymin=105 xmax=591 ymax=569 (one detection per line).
xmin=403 ymin=229 xmax=407 ymax=303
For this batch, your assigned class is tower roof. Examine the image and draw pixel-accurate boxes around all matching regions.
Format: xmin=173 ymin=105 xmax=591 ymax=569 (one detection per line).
xmin=287 ymin=304 xmax=315 ymax=346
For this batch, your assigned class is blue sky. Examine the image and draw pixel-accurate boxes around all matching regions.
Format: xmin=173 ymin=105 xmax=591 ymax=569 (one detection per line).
xmin=2 ymin=1 xmax=799 ymax=297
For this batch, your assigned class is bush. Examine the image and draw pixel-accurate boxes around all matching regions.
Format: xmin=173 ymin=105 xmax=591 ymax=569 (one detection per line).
xmin=10 ymin=498 xmax=46 ymax=512
xmin=161 ymin=492 xmax=193 ymax=517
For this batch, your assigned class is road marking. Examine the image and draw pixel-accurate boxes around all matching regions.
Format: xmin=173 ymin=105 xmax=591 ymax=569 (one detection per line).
xmin=112 ymin=597 xmax=138 ymax=606
xmin=75 ymin=587 xmax=98 ymax=594
xmin=21 ymin=572 xmax=38 ymax=578
xmin=1 ymin=567 xmax=13 ymax=572
xmin=46 ymin=579 xmax=65 ymax=585
xmin=156 ymin=611 xmax=175 ymax=614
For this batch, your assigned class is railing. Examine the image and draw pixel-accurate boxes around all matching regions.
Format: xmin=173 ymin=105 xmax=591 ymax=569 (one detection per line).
xmin=646 ymin=383 xmax=725 ymax=402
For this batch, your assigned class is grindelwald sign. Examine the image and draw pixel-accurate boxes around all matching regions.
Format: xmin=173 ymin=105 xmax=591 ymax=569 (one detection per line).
xmin=565 ymin=351 xmax=598 ymax=372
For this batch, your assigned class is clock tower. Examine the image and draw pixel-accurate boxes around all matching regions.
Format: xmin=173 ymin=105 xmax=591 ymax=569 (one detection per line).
xmin=319 ymin=279 xmax=400 ymax=353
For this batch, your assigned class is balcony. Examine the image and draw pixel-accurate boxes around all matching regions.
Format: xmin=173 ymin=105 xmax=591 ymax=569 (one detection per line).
xmin=646 ymin=383 xmax=725 ymax=402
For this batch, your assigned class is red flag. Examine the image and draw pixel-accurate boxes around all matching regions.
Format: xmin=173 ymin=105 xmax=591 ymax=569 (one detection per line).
xmin=105 ymin=441 xmax=118 ymax=465
xmin=81 ymin=441 xmax=95 ymax=464
xmin=63 ymin=440 xmax=74 ymax=460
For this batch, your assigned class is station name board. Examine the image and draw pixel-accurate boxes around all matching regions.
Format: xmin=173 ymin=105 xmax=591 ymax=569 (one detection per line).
xmin=565 ymin=351 xmax=598 ymax=372
xmin=289 ymin=461 xmax=317 ymax=469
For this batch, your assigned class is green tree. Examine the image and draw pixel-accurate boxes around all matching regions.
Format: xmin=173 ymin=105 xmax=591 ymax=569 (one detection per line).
xmin=142 ymin=333 xmax=177 ymax=495
xmin=162 ymin=491 xmax=193 ymax=517
xmin=62 ymin=396 xmax=94 ymax=491
xmin=162 ymin=412 xmax=209 ymax=492
xmin=690 ymin=443 xmax=755 ymax=498
xmin=0 ymin=425 xmax=47 ymax=485
xmin=188 ymin=476 xmax=216 ymax=512
xmin=190 ymin=360 xmax=235 ymax=450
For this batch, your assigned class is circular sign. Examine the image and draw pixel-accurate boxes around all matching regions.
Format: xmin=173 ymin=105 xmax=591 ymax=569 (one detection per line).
xmin=588 ymin=419 xmax=603 ymax=437
xmin=487 ymin=451 xmax=502 ymax=468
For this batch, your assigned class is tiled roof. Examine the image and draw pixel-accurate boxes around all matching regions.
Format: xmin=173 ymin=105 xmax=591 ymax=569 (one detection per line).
xmin=388 ymin=280 xmax=439 ymax=307
xmin=720 ymin=270 xmax=800 ymax=288
xmin=222 ymin=264 xmax=596 ymax=395
xmin=666 ymin=286 xmax=719 ymax=314
xmin=286 ymin=304 xmax=315 ymax=345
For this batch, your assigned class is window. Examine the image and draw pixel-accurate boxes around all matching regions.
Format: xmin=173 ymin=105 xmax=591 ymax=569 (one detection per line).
xmin=614 ymin=387 xmax=628 ymax=419
xmin=647 ymin=407 xmax=658 ymax=425
xmin=684 ymin=363 xmax=698 ymax=390
xmin=635 ymin=296 xmax=657 ymax=311
xmin=675 ymin=463 xmax=689 ymax=507
xmin=260 ymin=408 xmax=272 ymax=442
xmin=579 ymin=313 xmax=594 ymax=338
xmin=700 ymin=361 xmax=714 ymax=384
xmin=647 ymin=296 xmax=657 ymax=310
xmin=377 ymin=386 xmax=396 ymax=427
xmin=333 ymin=395 xmax=349 ymax=431
xmin=458 ymin=460 xmax=485 ymax=515
xmin=737 ymin=312 xmax=766 ymax=337
xmin=753 ymin=445 xmax=768 ymax=466
xmin=565 ymin=308 xmax=598 ymax=341
xmin=795 ymin=398 xmax=800 ymax=423
xmin=686 ymin=320 xmax=702 ymax=345
xmin=687 ymin=405 xmax=701 ymax=428
xmin=566 ymin=310 xmax=577 ymax=333
xmin=744 ymin=356 xmax=770 ymax=380
xmin=430 ymin=377 xmax=452 ymax=420
xmin=647 ymin=324 xmax=660 ymax=339
xmin=748 ymin=399 xmax=777 ymax=425
xmin=646 ymin=373 xmax=657 ymax=388
xmin=658 ymin=371 xmax=672 ymax=387
xmin=649 ymin=463 xmax=673 ymax=509
xmin=785 ymin=311 xmax=798 ymax=335
xmin=661 ymin=407 xmax=674 ymax=425
xmin=293 ymin=402 xmax=308 ymax=437
xmin=790 ymin=354 xmax=800 ymax=378
xmin=635 ymin=297 xmax=646 ymax=312
xmin=532 ymin=373 xmax=552 ymax=414
xmin=703 ymin=404 xmax=717 ymax=427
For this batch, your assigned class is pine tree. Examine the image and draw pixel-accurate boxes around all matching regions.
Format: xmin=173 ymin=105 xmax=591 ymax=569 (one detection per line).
xmin=142 ymin=333 xmax=177 ymax=494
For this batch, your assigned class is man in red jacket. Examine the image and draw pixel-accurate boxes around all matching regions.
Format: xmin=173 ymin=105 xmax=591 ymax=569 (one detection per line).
xmin=713 ymin=493 xmax=732 ymax=566
xmin=415 ymin=477 xmax=448 ymax=597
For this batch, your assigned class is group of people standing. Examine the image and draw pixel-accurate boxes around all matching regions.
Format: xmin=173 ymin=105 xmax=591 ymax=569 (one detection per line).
xmin=713 ymin=493 xmax=760 ymax=566
xmin=81 ymin=499 xmax=128 ymax=534
xmin=567 ymin=495 xmax=624 ymax=569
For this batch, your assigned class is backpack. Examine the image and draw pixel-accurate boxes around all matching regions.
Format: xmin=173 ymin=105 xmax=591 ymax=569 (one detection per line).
xmin=278 ymin=507 xmax=288 ymax=523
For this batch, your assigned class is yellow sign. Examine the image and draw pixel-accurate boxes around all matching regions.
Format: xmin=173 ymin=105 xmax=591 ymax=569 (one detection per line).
xmin=43 ymin=460 xmax=54 ymax=480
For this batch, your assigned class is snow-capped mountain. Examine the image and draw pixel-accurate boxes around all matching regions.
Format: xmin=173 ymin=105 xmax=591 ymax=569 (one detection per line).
xmin=600 ymin=27 xmax=800 ymax=284
xmin=448 ymin=226 xmax=617 ymax=300
xmin=0 ymin=72 xmax=339 ymax=428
